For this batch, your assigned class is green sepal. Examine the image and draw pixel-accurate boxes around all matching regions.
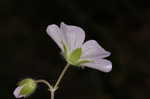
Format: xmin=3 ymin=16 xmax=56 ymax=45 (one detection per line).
xmin=76 ymin=60 xmax=91 ymax=66
xmin=18 ymin=78 xmax=37 ymax=97
xmin=68 ymin=48 xmax=82 ymax=65
xmin=20 ymin=83 xmax=37 ymax=97
xmin=18 ymin=78 xmax=34 ymax=86
xmin=62 ymin=44 xmax=68 ymax=59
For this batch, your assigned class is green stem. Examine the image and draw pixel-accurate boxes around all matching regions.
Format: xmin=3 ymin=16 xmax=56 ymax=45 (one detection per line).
xmin=36 ymin=63 xmax=70 ymax=99
xmin=51 ymin=91 xmax=54 ymax=99
xmin=54 ymin=63 xmax=70 ymax=89
xmin=36 ymin=80 xmax=53 ymax=90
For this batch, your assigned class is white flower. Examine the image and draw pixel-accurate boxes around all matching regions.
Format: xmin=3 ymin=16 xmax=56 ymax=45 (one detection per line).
xmin=46 ymin=22 xmax=112 ymax=72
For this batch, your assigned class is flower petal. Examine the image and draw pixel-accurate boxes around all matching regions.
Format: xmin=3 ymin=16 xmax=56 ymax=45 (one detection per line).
xmin=81 ymin=40 xmax=110 ymax=59
xmin=13 ymin=86 xmax=25 ymax=98
xmin=46 ymin=24 xmax=65 ymax=52
xmin=82 ymin=59 xmax=112 ymax=72
xmin=60 ymin=22 xmax=85 ymax=52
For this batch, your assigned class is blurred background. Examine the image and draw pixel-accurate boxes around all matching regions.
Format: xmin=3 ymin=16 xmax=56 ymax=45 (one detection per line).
xmin=1 ymin=0 xmax=150 ymax=99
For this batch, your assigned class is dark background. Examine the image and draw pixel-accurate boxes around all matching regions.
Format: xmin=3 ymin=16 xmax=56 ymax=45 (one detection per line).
xmin=1 ymin=0 xmax=150 ymax=99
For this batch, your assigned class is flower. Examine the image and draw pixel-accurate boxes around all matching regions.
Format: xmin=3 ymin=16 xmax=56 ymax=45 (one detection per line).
xmin=46 ymin=22 xmax=112 ymax=72
xmin=13 ymin=78 xmax=37 ymax=98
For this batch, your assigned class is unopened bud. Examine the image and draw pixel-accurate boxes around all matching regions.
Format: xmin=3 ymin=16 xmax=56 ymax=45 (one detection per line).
xmin=13 ymin=78 xmax=37 ymax=98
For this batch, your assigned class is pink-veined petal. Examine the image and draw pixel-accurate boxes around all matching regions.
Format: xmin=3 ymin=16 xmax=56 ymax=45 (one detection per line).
xmin=13 ymin=86 xmax=25 ymax=98
xmin=82 ymin=59 xmax=112 ymax=72
xmin=81 ymin=40 xmax=111 ymax=59
xmin=46 ymin=24 xmax=65 ymax=52
xmin=60 ymin=22 xmax=85 ymax=52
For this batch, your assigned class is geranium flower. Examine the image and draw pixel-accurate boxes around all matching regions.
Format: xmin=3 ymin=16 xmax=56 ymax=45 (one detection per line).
xmin=46 ymin=22 xmax=112 ymax=72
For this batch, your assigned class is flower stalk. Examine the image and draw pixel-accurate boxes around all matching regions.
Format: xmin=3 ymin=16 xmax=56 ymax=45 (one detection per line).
xmin=36 ymin=63 xmax=70 ymax=99
xmin=36 ymin=80 xmax=53 ymax=90
xmin=54 ymin=63 xmax=70 ymax=89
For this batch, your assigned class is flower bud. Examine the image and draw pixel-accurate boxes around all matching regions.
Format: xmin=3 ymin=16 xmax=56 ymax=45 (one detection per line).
xmin=13 ymin=78 xmax=37 ymax=98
